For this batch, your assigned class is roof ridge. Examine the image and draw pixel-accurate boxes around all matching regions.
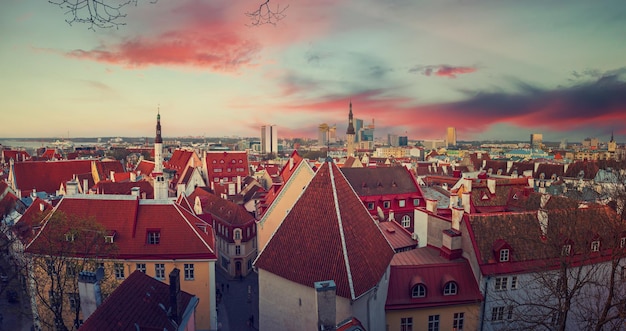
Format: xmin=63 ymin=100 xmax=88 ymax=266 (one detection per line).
xmin=329 ymin=162 xmax=356 ymax=300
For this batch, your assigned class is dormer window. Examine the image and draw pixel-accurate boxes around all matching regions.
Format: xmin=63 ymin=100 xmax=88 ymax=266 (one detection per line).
xmin=65 ymin=233 xmax=75 ymax=242
xmin=147 ymin=230 xmax=160 ymax=245
xmin=591 ymin=240 xmax=600 ymax=252
xmin=234 ymin=229 xmax=242 ymax=241
xmin=620 ymin=237 xmax=626 ymax=248
xmin=367 ymin=202 xmax=375 ymax=210
xmin=411 ymin=284 xmax=426 ymax=298
xmin=398 ymin=199 xmax=406 ymax=208
xmin=443 ymin=281 xmax=458 ymax=296
xmin=383 ymin=201 xmax=391 ymax=209
xmin=104 ymin=230 xmax=116 ymax=244
xmin=499 ymin=249 xmax=510 ymax=262
xmin=562 ymin=244 xmax=571 ymax=256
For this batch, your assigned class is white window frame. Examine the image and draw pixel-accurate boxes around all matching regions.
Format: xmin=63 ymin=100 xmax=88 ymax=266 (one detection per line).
xmin=511 ymin=276 xmax=519 ymax=290
xmin=443 ymin=282 xmax=457 ymax=296
xmin=499 ymin=248 xmax=510 ymax=262
xmin=411 ymin=284 xmax=426 ymax=298
xmin=562 ymin=244 xmax=571 ymax=256
xmin=591 ymin=240 xmax=600 ymax=252
xmin=383 ymin=200 xmax=391 ymax=209
xmin=620 ymin=237 xmax=626 ymax=248
xmin=398 ymin=199 xmax=406 ymax=208
xmin=453 ymin=312 xmax=464 ymax=331
xmin=401 ymin=317 xmax=413 ymax=331
xmin=136 ymin=263 xmax=146 ymax=273
xmin=428 ymin=314 xmax=440 ymax=331
xmin=367 ymin=202 xmax=375 ymax=210
xmin=184 ymin=263 xmax=194 ymax=281
xmin=402 ymin=215 xmax=411 ymax=228
xmin=155 ymin=263 xmax=165 ymax=280
xmin=495 ymin=277 xmax=508 ymax=291
xmin=114 ymin=263 xmax=125 ymax=280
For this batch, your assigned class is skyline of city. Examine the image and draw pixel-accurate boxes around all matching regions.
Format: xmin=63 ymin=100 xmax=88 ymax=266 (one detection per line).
xmin=2 ymin=1 xmax=626 ymax=142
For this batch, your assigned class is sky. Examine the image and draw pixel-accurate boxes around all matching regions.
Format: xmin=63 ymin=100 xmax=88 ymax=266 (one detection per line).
xmin=1 ymin=0 xmax=626 ymax=143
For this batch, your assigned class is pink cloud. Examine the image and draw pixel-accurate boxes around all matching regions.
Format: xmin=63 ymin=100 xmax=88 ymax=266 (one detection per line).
xmin=409 ymin=64 xmax=477 ymax=78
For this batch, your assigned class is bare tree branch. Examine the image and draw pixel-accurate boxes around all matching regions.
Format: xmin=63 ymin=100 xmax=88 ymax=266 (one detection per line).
xmin=49 ymin=0 xmax=156 ymax=30
xmin=246 ymin=0 xmax=288 ymax=26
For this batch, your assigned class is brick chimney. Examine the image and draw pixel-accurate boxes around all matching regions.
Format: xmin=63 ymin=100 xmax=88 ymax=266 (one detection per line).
xmin=66 ymin=180 xmax=79 ymax=195
xmin=315 ymin=280 xmax=336 ymax=331
xmin=426 ymin=198 xmax=438 ymax=214
xmin=169 ymin=268 xmax=182 ymax=325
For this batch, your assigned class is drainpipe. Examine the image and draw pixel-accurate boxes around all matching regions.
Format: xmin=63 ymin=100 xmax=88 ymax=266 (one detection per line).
xmin=480 ymin=275 xmax=491 ymax=331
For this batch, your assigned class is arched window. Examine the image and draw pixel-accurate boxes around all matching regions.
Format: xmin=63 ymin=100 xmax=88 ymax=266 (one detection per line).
xmin=443 ymin=282 xmax=457 ymax=296
xmin=411 ymin=284 xmax=426 ymax=298
xmin=234 ymin=229 xmax=242 ymax=240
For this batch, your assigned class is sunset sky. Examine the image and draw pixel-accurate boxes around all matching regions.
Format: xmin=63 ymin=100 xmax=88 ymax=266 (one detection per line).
xmin=1 ymin=0 xmax=625 ymax=142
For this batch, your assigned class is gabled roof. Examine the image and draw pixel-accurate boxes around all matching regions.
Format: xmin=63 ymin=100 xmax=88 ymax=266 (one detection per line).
xmin=386 ymin=247 xmax=482 ymax=309
xmin=340 ymin=166 xmax=423 ymax=198
xmin=13 ymin=197 xmax=53 ymax=245
xmin=188 ymin=188 xmax=254 ymax=227
xmin=2 ymin=150 xmax=30 ymax=162
xmin=255 ymin=161 xmax=395 ymax=300
xmin=134 ymin=160 xmax=155 ymax=177
xmin=164 ymin=149 xmax=195 ymax=173
xmin=204 ymin=151 xmax=250 ymax=180
xmin=25 ymin=195 xmax=216 ymax=260
xmin=564 ymin=160 xmax=600 ymax=179
xmin=80 ymin=270 xmax=196 ymax=331
xmin=534 ymin=163 xmax=565 ymax=179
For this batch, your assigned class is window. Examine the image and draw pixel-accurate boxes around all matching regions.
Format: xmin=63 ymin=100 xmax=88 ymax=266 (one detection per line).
xmin=591 ymin=240 xmax=600 ymax=252
xmin=147 ymin=231 xmax=160 ymax=245
xmin=428 ymin=315 xmax=440 ymax=331
xmin=184 ymin=264 xmax=194 ymax=280
xmin=511 ymin=276 xmax=518 ymax=290
xmin=236 ymin=245 xmax=241 ymax=256
xmin=69 ymin=293 xmax=79 ymax=310
xmin=66 ymin=262 xmax=77 ymax=277
xmin=499 ymin=249 xmax=510 ymax=262
xmin=367 ymin=202 xmax=375 ymax=210
xmin=383 ymin=201 xmax=391 ymax=209
xmin=402 ymin=215 xmax=411 ymax=228
xmin=136 ymin=263 xmax=146 ymax=273
xmin=621 ymin=266 xmax=626 ymax=280
xmin=495 ymin=277 xmax=508 ymax=291
xmin=621 ymin=237 xmax=626 ymax=248
xmin=444 ymin=282 xmax=457 ymax=296
xmin=400 ymin=317 xmax=413 ymax=331
xmin=411 ymin=284 xmax=426 ymax=298
xmin=114 ymin=263 xmax=125 ymax=280
xmin=399 ymin=199 xmax=406 ymax=208
xmin=155 ymin=264 xmax=165 ymax=280
xmin=562 ymin=244 xmax=571 ymax=256
xmin=65 ymin=233 xmax=75 ymax=242
xmin=247 ymin=259 xmax=253 ymax=271
xmin=453 ymin=312 xmax=464 ymax=330
xmin=214 ymin=168 xmax=222 ymax=173
xmin=234 ymin=229 xmax=241 ymax=240
xmin=491 ymin=306 xmax=513 ymax=321
xmin=413 ymin=198 xmax=420 ymax=206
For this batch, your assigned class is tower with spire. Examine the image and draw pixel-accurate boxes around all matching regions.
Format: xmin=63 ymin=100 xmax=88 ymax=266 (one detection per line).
xmin=346 ymin=100 xmax=356 ymax=157
xmin=608 ymin=130 xmax=617 ymax=153
xmin=153 ymin=109 xmax=168 ymax=199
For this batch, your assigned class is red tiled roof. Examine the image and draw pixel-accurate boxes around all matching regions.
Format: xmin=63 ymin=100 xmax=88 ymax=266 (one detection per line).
xmin=378 ymin=221 xmax=418 ymax=252
xmin=2 ymin=150 xmax=30 ymax=162
xmin=134 ymin=160 xmax=155 ymax=177
xmin=26 ymin=195 xmax=216 ymax=260
xmin=205 ymin=151 xmax=250 ymax=183
xmin=341 ymin=166 xmax=423 ymax=197
xmin=164 ymin=149 xmax=194 ymax=172
xmin=94 ymin=180 xmax=154 ymax=199
xmin=13 ymin=197 xmax=53 ymax=245
xmin=188 ymin=188 xmax=254 ymax=227
xmin=80 ymin=270 xmax=195 ymax=331
xmin=13 ymin=160 xmax=94 ymax=195
xmin=386 ymin=247 xmax=482 ymax=309
xmin=255 ymin=161 xmax=395 ymax=300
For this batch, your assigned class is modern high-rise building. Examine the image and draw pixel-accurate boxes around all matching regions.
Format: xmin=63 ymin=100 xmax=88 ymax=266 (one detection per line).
xmin=446 ymin=127 xmax=457 ymax=147
xmin=530 ymin=133 xmax=543 ymax=150
xmin=388 ymin=134 xmax=399 ymax=147
xmin=318 ymin=123 xmax=330 ymax=146
xmin=261 ymin=125 xmax=278 ymax=155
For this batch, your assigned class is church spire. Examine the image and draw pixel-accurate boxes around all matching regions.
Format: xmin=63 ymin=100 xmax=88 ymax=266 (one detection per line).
xmin=346 ymin=99 xmax=355 ymax=135
xmin=155 ymin=107 xmax=163 ymax=144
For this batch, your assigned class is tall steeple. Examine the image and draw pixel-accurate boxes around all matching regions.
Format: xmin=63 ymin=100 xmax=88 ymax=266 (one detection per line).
xmin=346 ymin=100 xmax=356 ymax=158
xmin=153 ymin=109 xmax=168 ymax=199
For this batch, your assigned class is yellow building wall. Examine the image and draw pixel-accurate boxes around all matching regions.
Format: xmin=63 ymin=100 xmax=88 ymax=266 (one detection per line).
xmin=386 ymin=303 xmax=481 ymax=331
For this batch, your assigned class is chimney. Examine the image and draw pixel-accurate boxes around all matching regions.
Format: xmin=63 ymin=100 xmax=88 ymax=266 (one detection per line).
xmin=130 ymin=172 xmax=137 ymax=182
xmin=78 ymin=269 xmax=103 ymax=320
xmin=110 ymin=170 xmax=115 ymax=182
xmin=528 ymin=178 xmax=535 ymax=188
xmin=487 ymin=178 xmax=496 ymax=194
xmin=169 ymin=268 xmax=182 ymax=325
xmin=534 ymin=162 xmax=540 ymax=173
xmin=66 ymin=180 xmax=79 ymax=195
xmin=449 ymin=193 xmax=459 ymax=209
xmin=462 ymin=191 xmax=471 ymax=213
xmin=388 ymin=209 xmax=395 ymax=222
xmin=506 ymin=160 xmax=513 ymax=173
xmin=237 ymin=175 xmax=242 ymax=194
xmin=314 ymin=280 xmax=336 ymax=331
xmin=82 ymin=179 xmax=88 ymax=194
xmin=131 ymin=187 xmax=140 ymax=197
xmin=39 ymin=203 xmax=44 ymax=212
xmin=426 ymin=199 xmax=438 ymax=214
xmin=451 ymin=206 xmax=463 ymax=231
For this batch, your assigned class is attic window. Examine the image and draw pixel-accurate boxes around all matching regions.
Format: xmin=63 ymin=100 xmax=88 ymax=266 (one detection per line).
xmin=499 ymin=249 xmax=510 ymax=262
xmin=620 ymin=237 xmax=626 ymax=248
xmin=551 ymin=174 xmax=557 ymax=181
xmin=443 ymin=281 xmax=458 ymax=296
xmin=367 ymin=202 xmax=375 ymax=210
xmin=147 ymin=230 xmax=160 ymax=245
xmin=591 ymin=240 xmax=600 ymax=252
xmin=65 ymin=233 xmax=75 ymax=242
xmin=383 ymin=201 xmax=391 ymax=209
xmin=411 ymin=284 xmax=426 ymax=298
xmin=481 ymin=193 xmax=490 ymax=200
xmin=398 ymin=199 xmax=406 ymax=208
xmin=562 ymin=244 xmax=571 ymax=256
